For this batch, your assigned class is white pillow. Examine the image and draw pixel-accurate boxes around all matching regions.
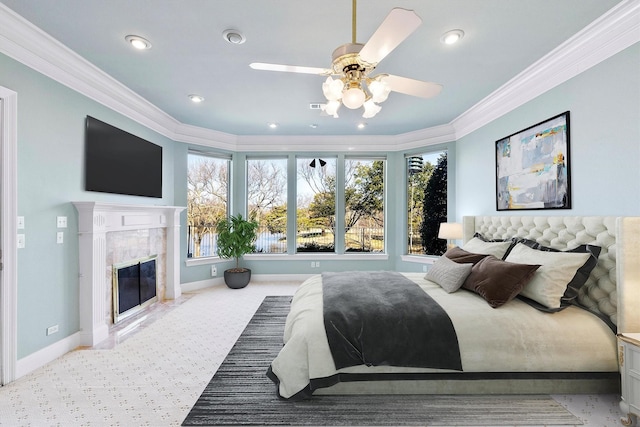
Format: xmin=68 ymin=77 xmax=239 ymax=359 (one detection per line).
xmin=505 ymin=243 xmax=590 ymax=309
xmin=425 ymin=255 xmax=473 ymax=293
xmin=462 ymin=237 xmax=513 ymax=259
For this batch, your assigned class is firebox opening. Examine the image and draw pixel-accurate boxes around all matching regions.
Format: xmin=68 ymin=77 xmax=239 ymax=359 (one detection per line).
xmin=112 ymin=255 xmax=158 ymax=323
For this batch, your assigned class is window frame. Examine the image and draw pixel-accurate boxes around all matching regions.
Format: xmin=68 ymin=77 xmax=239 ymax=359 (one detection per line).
xmin=186 ymin=150 xmax=232 ymax=260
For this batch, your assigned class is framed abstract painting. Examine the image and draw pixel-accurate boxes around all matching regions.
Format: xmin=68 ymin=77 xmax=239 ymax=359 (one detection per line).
xmin=495 ymin=111 xmax=571 ymax=211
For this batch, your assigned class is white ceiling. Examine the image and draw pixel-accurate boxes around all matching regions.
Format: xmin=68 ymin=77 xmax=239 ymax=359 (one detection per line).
xmin=0 ymin=0 xmax=628 ymax=139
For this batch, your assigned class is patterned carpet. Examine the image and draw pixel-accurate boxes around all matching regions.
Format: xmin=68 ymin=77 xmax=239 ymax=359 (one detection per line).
xmin=182 ymin=296 xmax=583 ymax=426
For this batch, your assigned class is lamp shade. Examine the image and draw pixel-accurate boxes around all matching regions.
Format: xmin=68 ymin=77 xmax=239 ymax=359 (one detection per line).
xmin=438 ymin=222 xmax=463 ymax=240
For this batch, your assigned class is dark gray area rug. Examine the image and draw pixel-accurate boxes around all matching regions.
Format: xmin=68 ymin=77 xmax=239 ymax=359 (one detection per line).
xmin=182 ymin=296 xmax=582 ymax=426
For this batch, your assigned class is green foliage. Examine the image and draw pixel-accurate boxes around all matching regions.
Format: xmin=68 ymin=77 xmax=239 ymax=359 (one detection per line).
xmin=309 ymin=191 xmax=336 ymax=229
xmin=420 ymin=153 xmax=448 ymax=255
xmin=346 ymin=160 xmax=384 ymax=231
xmin=262 ymin=205 xmax=287 ymax=234
xmin=215 ymin=214 xmax=259 ymax=269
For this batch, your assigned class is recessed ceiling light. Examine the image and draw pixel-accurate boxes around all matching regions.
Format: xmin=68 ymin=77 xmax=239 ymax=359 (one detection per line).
xmin=309 ymin=124 xmax=318 ymax=129
xmin=125 ymin=35 xmax=152 ymax=50
xmin=357 ymin=123 xmax=366 ymax=129
xmin=268 ymin=123 xmax=278 ymax=129
xmin=440 ymin=29 xmax=464 ymax=45
xmin=188 ymin=94 xmax=205 ymax=103
xmin=222 ymin=29 xmax=246 ymax=45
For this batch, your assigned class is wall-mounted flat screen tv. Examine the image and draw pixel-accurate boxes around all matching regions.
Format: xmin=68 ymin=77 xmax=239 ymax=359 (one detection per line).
xmin=85 ymin=116 xmax=162 ymax=198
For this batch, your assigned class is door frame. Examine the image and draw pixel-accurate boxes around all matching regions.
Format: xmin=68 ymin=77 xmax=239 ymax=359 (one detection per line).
xmin=0 ymin=86 xmax=18 ymax=385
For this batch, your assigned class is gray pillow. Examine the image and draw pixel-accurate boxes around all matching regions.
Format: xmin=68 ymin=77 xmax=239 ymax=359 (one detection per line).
xmin=425 ymin=255 xmax=473 ymax=293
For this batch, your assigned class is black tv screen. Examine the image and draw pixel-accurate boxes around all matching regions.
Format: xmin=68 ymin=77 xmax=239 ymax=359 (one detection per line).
xmin=85 ymin=116 xmax=162 ymax=198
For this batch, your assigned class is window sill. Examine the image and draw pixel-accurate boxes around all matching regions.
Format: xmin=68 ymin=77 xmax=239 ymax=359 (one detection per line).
xmin=244 ymin=253 xmax=389 ymax=261
xmin=186 ymin=252 xmax=390 ymax=266
xmin=401 ymin=255 xmax=439 ymax=265
xmin=185 ymin=256 xmax=226 ymax=267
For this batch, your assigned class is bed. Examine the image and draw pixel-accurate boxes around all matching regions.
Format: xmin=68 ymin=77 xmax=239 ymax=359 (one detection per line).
xmin=267 ymin=216 xmax=640 ymax=399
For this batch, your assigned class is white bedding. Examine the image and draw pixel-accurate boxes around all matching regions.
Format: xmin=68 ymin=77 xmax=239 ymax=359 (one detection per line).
xmin=270 ymin=273 xmax=618 ymax=399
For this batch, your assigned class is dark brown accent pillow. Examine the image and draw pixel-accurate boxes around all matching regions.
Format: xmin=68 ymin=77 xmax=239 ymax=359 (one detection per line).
xmin=462 ymin=255 xmax=541 ymax=308
xmin=444 ymin=246 xmax=489 ymax=265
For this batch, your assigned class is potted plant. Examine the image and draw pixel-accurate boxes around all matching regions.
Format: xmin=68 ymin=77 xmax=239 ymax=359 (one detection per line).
xmin=215 ymin=214 xmax=259 ymax=289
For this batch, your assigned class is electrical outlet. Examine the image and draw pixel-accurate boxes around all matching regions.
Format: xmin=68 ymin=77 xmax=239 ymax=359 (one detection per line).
xmin=211 ymin=265 xmax=217 ymax=276
xmin=310 ymin=261 xmax=315 ymax=268
xmin=423 ymin=265 xmax=428 ymax=272
xmin=47 ymin=325 xmax=59 ymax=335
xmin=316 ymin=261 xmax=320 ymax=268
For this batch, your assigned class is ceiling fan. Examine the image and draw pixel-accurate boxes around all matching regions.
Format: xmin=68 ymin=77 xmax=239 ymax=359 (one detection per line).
xmin=250 ymin=0 xmax=442 ymax=119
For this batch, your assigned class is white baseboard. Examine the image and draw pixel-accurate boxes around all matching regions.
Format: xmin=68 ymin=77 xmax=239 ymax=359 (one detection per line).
xmin=16 ymin=332 xmax=81 ymax=379
xmin=180 ymin=278 xmax=224 ymax=292
xmin=14 ymin=273 xmax=310 ymax=381
xmin=250 ymin=273 xmax=312 ymax=283
xmin=180 ymin=273 xmax=311 ymax=293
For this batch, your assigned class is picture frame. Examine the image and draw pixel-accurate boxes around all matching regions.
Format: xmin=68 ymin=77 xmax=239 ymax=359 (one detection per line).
xmin=495 ymin=111 xmax=571 ymax=211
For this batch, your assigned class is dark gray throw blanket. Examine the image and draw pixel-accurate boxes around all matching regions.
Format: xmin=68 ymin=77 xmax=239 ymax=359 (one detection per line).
xmin=322 ymin=271 xmax=462 ymax=371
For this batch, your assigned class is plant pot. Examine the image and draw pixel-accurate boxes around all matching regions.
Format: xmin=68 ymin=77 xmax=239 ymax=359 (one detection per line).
xmin=223 ymin=268 xmax=251 ymax=289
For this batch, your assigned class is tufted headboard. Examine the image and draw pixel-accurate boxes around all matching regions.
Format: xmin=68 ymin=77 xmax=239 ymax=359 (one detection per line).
xmin=462 ymin=216 xmax=640 ymax=333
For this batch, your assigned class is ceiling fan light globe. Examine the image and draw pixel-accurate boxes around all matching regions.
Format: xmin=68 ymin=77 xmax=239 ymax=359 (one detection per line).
xmin=342 ymin=87 xmax=366 ymax=109
xmin=324 ymin=100 xmax=341 ymax=117
xmin=322 ymin=77 xmax=344 ymax=101
xmin=362 ymin=100 xmax=382 ymax=118
xmin=369 ymin=80 xmax=391 ymax=103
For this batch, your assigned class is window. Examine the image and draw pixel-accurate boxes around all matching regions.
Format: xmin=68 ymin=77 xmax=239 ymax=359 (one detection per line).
xmin=247 ymin=158 xmax=287 ymax=254
xmin=407 ymin=150 xmax=447 ymax=255
xmin=187 ymin=152 xmax=230 ymax=258
xmin=296 ymin=157 xmax=336 ymax=253
xmin=344 ymin=158 xmax=385 ymax=252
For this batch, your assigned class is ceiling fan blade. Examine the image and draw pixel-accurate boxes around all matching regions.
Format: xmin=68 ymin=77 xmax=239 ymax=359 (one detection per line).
xmin=359 ymin=8 xmax=422 ymax=65
xmin=383 ymin=75 xmax=443 ymax=99
xmin=250 ymin=62 xmax=331 ymax=75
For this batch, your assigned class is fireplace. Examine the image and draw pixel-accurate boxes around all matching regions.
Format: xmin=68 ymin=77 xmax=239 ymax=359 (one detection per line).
xmin=73 ymin=202 xmax=185 ymax=346
xmin=113 ymin=256 xmax=158 ymax=323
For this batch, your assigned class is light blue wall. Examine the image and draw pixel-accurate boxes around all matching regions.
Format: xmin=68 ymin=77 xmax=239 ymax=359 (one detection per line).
xmin=0 ymin=53 xmax=179 ymax=358
xmin=456 ymin=44 xmax=640 ymax=218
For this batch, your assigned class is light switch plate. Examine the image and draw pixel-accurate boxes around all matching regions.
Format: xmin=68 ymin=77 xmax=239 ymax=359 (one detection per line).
xmin=56 ymin=216 xmax=67 ymax=228
xmin=56 ymin=231 xmax=64 ymax=244
xmin=17 ymin=234 xmax=25 ymax=248
xmin=17 ymin=216 xmax=24 ymax=229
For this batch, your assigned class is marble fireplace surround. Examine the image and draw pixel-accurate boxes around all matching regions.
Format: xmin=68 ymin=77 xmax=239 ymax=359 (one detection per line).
xmin=73 ymin=202 xmax=185 ymax=347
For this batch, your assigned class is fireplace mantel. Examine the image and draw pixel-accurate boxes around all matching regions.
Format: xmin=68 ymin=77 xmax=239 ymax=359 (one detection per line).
xmin=73 ymin=202 xmax=185 ymax=346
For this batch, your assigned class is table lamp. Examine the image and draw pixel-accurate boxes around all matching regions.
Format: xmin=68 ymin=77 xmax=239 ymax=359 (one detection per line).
xmin=438 ymin=222 xmax=463 ymax=249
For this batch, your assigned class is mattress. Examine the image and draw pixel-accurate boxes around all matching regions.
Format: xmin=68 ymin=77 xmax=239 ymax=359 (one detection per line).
xmin=269 ymin=273 xmax=618 ymax=399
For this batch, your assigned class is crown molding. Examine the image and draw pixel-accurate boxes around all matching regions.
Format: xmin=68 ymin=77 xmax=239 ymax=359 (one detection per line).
xmin=1 ymin=1 xmax=636 ymax=151
xmin=452 ymin=0 xmax=640 ymax=139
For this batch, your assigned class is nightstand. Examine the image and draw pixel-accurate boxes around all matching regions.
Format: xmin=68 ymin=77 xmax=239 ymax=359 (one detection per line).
xmin=619 ymin=333 xmax=640 ymax=426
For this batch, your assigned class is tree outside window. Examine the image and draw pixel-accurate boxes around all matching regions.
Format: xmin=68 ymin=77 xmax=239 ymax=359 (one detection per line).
xmin=187 ymin=153 xmax=229 ymax=258
xmin=344 ymin=159 xmax=384 ymax=252
xmin=297 ymin=158 xmax=336 ymax=252
xmin=247 ymin=158 xmax=287 ymax=253
xmin=407 ymin=151 xmax=447 ymax=255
